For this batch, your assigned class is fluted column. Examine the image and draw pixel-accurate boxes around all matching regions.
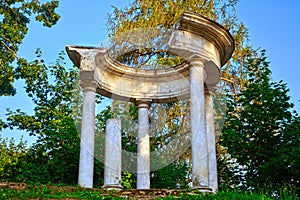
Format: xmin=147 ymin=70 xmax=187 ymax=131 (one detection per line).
xmin=78 ymin=81 xmax=97 ymax=188
xmin=103 ymin=118 xmax=123 ymax=190
xmin=190 ymin=58 xmax=210 ymax=191
xmin=136 ymin=100 xmax=151 ymax=189
xmin=205 ymin=88 xmax=218 ymax=193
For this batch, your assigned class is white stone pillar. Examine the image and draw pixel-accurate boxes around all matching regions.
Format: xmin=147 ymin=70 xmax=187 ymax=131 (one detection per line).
xmin=136 ymin=101 xmax=151 ymax=189
xmin=78 ymin=81 xmax=96 ymax=188
xmin=205 ymin=88 xmax=218 ymax=193
xmin=103 ymin=118 xmax=123 ymax=190
xmin=190 ymin=58 xmax=210 ymax=190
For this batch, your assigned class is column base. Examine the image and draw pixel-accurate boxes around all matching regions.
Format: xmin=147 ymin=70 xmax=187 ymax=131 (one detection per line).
xmin=102 ymin=184 xmax=123 ymax=191
xmin=192 ymin=186 xmax=213 ymax=194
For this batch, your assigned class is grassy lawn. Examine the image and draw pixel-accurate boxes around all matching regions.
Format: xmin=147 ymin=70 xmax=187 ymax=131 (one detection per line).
xmin=0 ymin=184 xmax=290 ymax=200
xmin=0 ymin=183 xmax=298 ymax=199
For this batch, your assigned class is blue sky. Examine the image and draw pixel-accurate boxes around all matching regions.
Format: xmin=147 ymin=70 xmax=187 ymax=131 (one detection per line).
xmin=1 ymin=0 xmax=299 ymax=144
xmin=236 ymin=1 xmax=300 ymax=111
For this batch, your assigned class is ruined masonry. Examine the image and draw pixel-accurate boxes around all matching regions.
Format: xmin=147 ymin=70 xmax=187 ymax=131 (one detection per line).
xmin=66 ymin=12 xmax=234 ymax=193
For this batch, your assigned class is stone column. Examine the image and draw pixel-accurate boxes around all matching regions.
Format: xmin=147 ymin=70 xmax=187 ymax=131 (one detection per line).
xmin=205 ymin=88 xmax=218 ymax=193
xmin=189 ymin=58 xmax=210 ymax=191
xmin=136 ymin=100 xmax=151 ymax=189
xmin=78 ymin=81 xmax=97 ymax=188
xmin=103 ymin=118 xmax=123 ymax=190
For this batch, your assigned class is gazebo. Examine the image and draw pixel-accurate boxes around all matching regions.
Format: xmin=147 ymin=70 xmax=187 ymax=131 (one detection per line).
xmin=66 ymin=12 xmax=234 ymax=193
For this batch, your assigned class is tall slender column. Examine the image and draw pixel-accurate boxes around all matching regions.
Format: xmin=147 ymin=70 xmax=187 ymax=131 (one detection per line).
xmin=136 ymin=100 xmax=151 ymax=189
xmin=78 ymin=81 xmax=96 ymax=188
xmin=103 ymin=118 xmax=123 ymax=190
xmin=190 ymin=58 xmax=210 ymax=191
xmin=205 ymin=88 xmax=218 ymax=193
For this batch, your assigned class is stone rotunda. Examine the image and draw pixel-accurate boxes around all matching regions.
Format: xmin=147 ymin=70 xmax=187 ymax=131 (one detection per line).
xmin=66 ymin=12 xmax=234 ymax=193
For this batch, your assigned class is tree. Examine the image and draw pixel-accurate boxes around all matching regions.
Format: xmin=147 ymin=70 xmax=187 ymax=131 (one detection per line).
xmin=3 ymin=51 xmax=79 ymax=183
xmin=150 ymin=160 xmax=190 ymax=189
xmin=2 ymin=50 xmax=103 ymax=185
xmin=0 ymin=0 xmax=60 ymax=96
xmin=107 ymin=0 xmax=253 ymax=90
xmin=0 ymin=137 xmax=28 ymax=182
xmin=221 ymin=50 xmax=300 ymax=191
xmin=266 ymin=114 xmax=300 ymax=192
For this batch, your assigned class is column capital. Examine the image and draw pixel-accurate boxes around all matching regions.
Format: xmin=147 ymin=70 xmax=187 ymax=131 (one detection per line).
xmin=135 ymin=99 xmax=151 ymax=109
xmin=79 ymin=70 xmax=97 ymax=92
xmin=80 ymin=54 xmax=96 ymax=71
xmin=189 ymin=56 xmax=206 ymax=67
xmin=80 ymin=80 xmax=97 ymax=93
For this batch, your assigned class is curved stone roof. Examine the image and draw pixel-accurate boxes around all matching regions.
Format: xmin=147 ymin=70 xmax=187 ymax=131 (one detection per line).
xmin=170 ymin=12 xmax=234 ymax=66
xmin=66 ymin=12 xmax=234 ymax=103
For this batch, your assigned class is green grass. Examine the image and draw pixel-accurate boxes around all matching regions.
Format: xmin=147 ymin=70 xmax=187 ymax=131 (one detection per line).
xmin=163 ymin=191 xmax=286 ymax=200
xmin=0 ymin=187 xmax=112 ymax=200
xmin=0 ymin=185 xmax=298 ymax=200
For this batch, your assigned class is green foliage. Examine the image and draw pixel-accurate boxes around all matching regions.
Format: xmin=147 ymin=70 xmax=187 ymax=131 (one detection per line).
xmin=221 ymin=50 xmax=300 ymax=191
xmin=2 ymin=50 xmax=80 ymax=184
xmin=0 ymin=0 xmax=60 ymax=96
xmin=275 ymin=115 xmax=300 ymax=181
xmin=0 ymin=137 xmax=28 ymax=182
xmin=93 ymin=159 xmax=105 ymax=188
xmin=151 ymin=161 xmax=190 ymax=189
xmin=121 ymin=171 xmax=136 ymax=189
